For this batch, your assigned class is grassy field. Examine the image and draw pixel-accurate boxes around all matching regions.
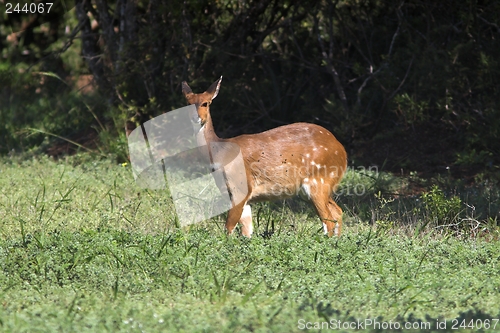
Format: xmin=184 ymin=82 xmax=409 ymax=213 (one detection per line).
xmin=0 ymin=156 xmax=499 ymax=332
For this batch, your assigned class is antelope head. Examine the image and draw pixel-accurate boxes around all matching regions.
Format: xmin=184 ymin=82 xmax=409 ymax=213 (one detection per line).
xmin=182 ymin=76 xmax=222 ymax=126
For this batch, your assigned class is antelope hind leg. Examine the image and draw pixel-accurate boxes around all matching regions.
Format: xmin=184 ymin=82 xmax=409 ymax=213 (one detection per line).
xmin=239 ymin=204 xmax=253 ymax=237
xmin=327 ymin=198 xmax=343 ymax=236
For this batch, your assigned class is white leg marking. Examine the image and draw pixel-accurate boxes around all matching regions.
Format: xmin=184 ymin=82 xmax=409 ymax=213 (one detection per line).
xmin=323 ymin=222 xmax=328 ymax=235
xmin=241 ymin=204 xmax=253 ymax=237
xmin=242 ymin=204 xmax=252 ymax=219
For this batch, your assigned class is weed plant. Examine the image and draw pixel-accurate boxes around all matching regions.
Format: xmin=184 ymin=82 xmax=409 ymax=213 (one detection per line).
xmin=0 ymin=156 xmax=499 ymax=332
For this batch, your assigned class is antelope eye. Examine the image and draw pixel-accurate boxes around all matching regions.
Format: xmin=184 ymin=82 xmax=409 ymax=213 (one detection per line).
xmin=201 ymin=102 xmax=208 ymax=107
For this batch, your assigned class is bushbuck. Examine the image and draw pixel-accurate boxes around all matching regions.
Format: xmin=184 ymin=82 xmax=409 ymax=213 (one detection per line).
xmin=182 ymin=77 xmax=347 ymax=237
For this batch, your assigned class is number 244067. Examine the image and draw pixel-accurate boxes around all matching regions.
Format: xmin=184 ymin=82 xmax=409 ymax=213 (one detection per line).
xmin=6 ymin=3 xmax=53 ymax=14
xmin=451 ymin=319 xmax=498 ymax=330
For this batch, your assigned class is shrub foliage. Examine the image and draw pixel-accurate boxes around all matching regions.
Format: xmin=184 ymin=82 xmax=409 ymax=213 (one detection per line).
xmin=0 ymin=0 xmax=499 ymax=174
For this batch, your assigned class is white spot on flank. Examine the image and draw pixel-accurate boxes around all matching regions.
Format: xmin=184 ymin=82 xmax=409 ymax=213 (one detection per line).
xmin=301 ymin=158 xmax=305 ymax=163
xmin=301 ymin=183 xmax=311 ymax=198
xmin=329 ymin=172 xmax=335 ymax=178
xmin=304 ymin=177 xmax=309 ymax=182
xmin=306 ymin=154 xmax=310 ymax=158
xmin=313 ymin=148 xmax=317 ymax=151
xmin=311 ymin=161 xmax=315 ymax=166
xmin=324 ymin=148 xmax=328 ymax=151
xmin=319 ymin=130 xmax=323 ymax=134
xmin=335 ymin=150 xmax=338 ymax=155
xmin=316 ymin=164 xmax=321 ymax=169
xmin=312 ymin=179 xmax=317 ymax=185
xmin=321 ymin=178 xmax=324 ymax=184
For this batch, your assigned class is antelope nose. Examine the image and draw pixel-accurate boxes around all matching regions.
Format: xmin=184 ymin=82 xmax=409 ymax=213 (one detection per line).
xmin=192 ymin=114 xmax=202 ymax=124
xmin=188 ymin=107 xmax=202 ymax=125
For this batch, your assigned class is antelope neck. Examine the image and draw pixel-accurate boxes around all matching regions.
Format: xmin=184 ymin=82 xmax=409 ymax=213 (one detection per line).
xmin=200 ymin=114 xmax=220 ymax=143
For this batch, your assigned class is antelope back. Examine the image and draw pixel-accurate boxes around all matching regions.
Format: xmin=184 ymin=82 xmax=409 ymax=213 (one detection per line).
xmin=227 ymin=122 xmax=347 ymax=201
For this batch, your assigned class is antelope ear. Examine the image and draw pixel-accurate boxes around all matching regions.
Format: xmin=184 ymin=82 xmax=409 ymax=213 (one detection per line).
xmin=182 ymin=81 xmax=193 ymax=97
xmin=206 ymin=76 xmax=222 ymax=100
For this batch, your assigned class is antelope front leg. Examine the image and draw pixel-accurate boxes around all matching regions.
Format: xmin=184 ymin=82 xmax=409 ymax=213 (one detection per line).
xmin=225 ymin=202 xmax=253 ymax=238
xmin=225 ymin=201 xmax=245 ymax=236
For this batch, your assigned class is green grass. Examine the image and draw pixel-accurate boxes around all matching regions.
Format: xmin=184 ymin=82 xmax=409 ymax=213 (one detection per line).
xmin=0 ymin=156 xmax=499 ymax=332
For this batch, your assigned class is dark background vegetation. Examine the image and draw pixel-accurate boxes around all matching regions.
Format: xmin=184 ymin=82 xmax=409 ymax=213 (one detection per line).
xmin=1 ymin=3 xmax=500 ymax=328
xmin=1 ymin=0 xmax=499 ymax=180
